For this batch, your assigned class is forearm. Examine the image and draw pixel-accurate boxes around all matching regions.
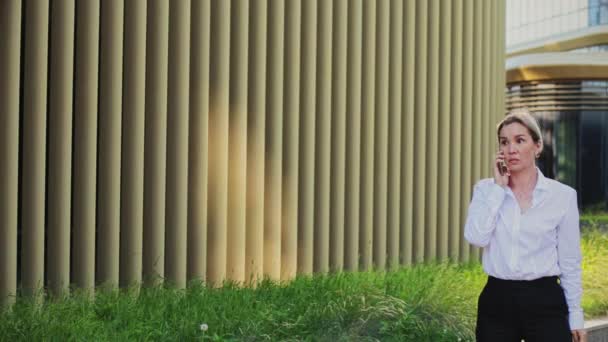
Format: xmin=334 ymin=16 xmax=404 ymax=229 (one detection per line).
xmin=464 ymin=181 xmax=506 ymax=247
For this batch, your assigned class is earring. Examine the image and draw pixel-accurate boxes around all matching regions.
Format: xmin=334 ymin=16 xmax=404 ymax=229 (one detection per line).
xmin=535 ymin=153 xmax=540 ymax=158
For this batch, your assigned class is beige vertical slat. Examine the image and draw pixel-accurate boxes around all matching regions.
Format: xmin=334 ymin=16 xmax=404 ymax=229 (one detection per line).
xmin=47 ymin=0 xmax=75 ymax=297
xmin=372 ymin=0 xmax=389 ymax=270
xmin=449 ymin=0 xmax=463 ymax=262
xmin=313 ymin=0 xmax=332 ymax=274
xmin=387 ymin=0 xmax=403 ymax=269
xmin=0 ymin=0 xmax=21 ymax=307
xmin=73 ymin=0 xmax=99 ymax=293
xmin=437 ymin=0 xmax=451 ymax=262
xmin=264 ymin=0 xmax=285 ymax=280
xmin=498 ymin=0 xmax=506 ymax=118
xmin=482 ymin=0 xmax=491 ymax=183
xmin=400 ymin=0 xmax=416 ymax=266
xmin=298 ymin=0 xmax=316 ymax=275
xmin=247 ymin=0 xmax=267 ymax=282
xmin=143 ymin=0 xmax=169 ymax=285
xmin=412 ymin=0 xmax=428 ymax=263
xmin=344 ymin=0 xmax=362 ymax=272
xmin=207 ymin=0 xmax=231 ymax=285
xmin=329 ymin=0 xmax=347 ymax=272
xmin=424 ymin=0 xmax=439 ymax=262
xmin=166 ymin=0 xmax=191 ymax=289
xmin=97 ymin=0 xmax=124 ymax=288
xmin=488 ymin=0 xmax=497 ymax=171
xmin=120 ymin=0 xmax=147 ymax=288
xmin=227 ymin=0 xmax=248 ymax=283
xmin=281 ymin=0 xmax=301 ymax=281
xmin=470 ymin=0 xmax=483 ymax=261
xmin=188 ymin=0 xmax=211 ymax=282
xmin=359 ymin=0 xmax=376 ymax=271
xmin=459 ymin=0 xmax=474 ymax=263
xmin=21 ymin=0 xmax=49 ymax=297
xmin=494 ymin=0 xmax=502 ymax=127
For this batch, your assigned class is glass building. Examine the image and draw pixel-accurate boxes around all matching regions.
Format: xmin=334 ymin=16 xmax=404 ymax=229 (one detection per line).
xmin=506 ymin=0 xmax=608 ymax=209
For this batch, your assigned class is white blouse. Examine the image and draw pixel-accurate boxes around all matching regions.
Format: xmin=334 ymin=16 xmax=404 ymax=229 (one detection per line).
xmin=464 ymin=168 xmax=584 ymax=330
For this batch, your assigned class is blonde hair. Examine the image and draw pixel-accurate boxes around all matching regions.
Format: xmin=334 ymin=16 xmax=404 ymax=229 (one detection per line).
xmin=496 ymin=108 xmax=543 ymax=152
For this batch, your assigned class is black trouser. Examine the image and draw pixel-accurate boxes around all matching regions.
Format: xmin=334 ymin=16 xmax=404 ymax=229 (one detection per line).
xmin=476 ymin=276 xmax=571 ymax=342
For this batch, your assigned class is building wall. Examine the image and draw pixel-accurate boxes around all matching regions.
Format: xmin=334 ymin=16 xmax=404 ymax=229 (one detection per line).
xmin=507 ymin=0 xmax=589 ymax=47
xmin=0 ymin=0 xmax=506 ymax=305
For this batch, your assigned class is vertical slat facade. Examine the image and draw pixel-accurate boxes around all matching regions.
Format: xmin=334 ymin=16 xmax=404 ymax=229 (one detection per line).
xmin=344 ymin=0 xmax=363 ymax=272
xmin=246 ymin=0 xmax=267 ymax=282
xmin=281 ymin=0 xmax=301 ymax=280
xmin=297 ymin=0 xmax=316 ymax=275
xmin=459 ymin=0 xmax=475 ymax=263
xmin=72 ymin=0 xmax=99 ymax=294
xmin=373 ymin=0 xmax=389 ymax=270
xmin=1 ymin=0 xmax=506 ymax=303
xmin=449 ymin=0 xmax=464 ymax=262
xmin=96 ymin=0 xmax=123 ymax=288
xmin=0 ymin=0 xmax=21 ymax=306
xmin=47 ymin=0 xmax=75 ymax=296
xmin=425 ymin=0 xmax=440 ymax=261
xmin=313 ymin=0 xmax=332 ymax=274
xmin=359 ymin=0 xmax=376 ymax=271
xmin=387 ymin=0 xmax=403 ymax=269
xmin=120 ymin=0 xmax=147 ymax=289
xmin=413 ymin=0 xmax=428 ymax=263
xmin=264 ymin=0 xmax=284 ymax=280
xmin=400 ymin=0 xmax=416 ymax=266
xmin=437 ymin=0 xmax=452 ymax=262
xmin=207 ymin=0 xmax=231 ymax=285
xmin=143 ymin=0 xmax=169 ymax=285
xmin=329 ymin=0 xmax=347 ymax=272
xmin=227 ymin=0 xmax=248 ymax=283
xmin=188 ymin=0 xmax=211 ymax=282
xmin=21 ymin=0 xmax=50 ymax=297
xmin=165 ymin=0 xmax=191 ymax=289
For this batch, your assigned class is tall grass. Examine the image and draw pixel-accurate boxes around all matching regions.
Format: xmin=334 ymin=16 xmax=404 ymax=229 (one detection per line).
xmin=581 ymin=228 xmax=608 ymax=318
xmin=0 ymin=229 xmax=605 ymax=341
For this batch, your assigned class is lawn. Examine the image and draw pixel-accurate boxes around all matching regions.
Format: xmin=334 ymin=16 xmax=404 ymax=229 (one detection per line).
xmin=1 ymin=228 xmax=606 ymax=341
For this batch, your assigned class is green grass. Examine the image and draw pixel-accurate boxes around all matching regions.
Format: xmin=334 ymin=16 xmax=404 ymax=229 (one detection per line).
xmin=581 ymin=228 xmax=608 ymax=317
xmin=1 ymin=229 xmax=606 ymax=341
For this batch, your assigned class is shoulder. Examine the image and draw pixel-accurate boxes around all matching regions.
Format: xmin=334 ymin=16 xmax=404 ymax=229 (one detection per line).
xmin=544 ymin=178 xmax=577 ymax=198
xmin=474 ymin=178 xmax=499 ymax=191
xmin=474 ymin=178 xmax=496 ymax=188
xmin=473 ymin=178 xmax=505 ymax=196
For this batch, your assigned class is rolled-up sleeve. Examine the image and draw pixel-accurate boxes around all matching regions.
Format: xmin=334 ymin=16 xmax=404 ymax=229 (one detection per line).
xmin=557 ymin=189 xmax=584 ymax=330
xmin=464 ymin=180 xmax=506 ymax=247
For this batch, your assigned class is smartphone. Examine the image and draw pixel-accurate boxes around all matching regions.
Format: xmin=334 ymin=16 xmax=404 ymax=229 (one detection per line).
xmin=497 ymin=160 xmax=508 ymax=176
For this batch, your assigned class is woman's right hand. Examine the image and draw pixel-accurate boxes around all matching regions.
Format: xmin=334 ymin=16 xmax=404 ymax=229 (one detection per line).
xmin=494 ymin=151 xmax=509 ymax=187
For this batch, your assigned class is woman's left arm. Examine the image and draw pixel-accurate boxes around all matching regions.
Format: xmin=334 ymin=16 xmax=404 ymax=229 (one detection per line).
xmin=557 ymin=189 xmax=584 ymax=332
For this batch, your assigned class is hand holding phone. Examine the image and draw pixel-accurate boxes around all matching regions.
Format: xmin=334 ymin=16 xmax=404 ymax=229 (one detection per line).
xmin=494 ymin=151 xmax=509 ymax=186
xmin=497 ymin=159 xmax=508 ymax=176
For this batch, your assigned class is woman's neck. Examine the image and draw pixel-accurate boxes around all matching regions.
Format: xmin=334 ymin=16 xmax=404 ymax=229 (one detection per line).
xmin=508 ymin=166 xmax=538 ymax=193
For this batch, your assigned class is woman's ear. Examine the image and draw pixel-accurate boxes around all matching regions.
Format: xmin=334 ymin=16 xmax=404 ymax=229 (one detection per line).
xmin=535 ymin=141 xmax=543 ymax=158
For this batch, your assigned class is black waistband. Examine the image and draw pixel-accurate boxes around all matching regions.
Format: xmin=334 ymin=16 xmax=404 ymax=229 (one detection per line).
xmin=488 ymin=275 xmax=560 ymax=287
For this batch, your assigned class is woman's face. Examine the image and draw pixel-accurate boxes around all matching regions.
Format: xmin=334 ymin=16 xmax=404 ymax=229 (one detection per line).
xmin=498 ymin=122 xmax=542 ymax=174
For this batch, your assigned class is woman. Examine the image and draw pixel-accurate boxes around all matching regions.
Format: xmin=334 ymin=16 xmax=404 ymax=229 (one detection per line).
xmin=464 ymin=110 xmax=587 ymax=342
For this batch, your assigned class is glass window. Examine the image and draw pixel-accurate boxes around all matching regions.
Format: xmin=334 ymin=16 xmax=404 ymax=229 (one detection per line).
xmin=508 ymin=81 xmax=608 ymax=210
xmin=589 ymin=0 xmax=608 ymax=26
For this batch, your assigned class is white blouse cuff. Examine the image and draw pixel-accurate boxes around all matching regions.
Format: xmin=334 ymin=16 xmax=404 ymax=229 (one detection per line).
xmin=569 ymin=310 xmax=584 ymax=330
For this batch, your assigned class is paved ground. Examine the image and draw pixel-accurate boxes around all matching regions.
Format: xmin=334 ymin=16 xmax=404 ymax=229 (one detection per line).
xmin=586 ymin=316 xmax=608 ymax=342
